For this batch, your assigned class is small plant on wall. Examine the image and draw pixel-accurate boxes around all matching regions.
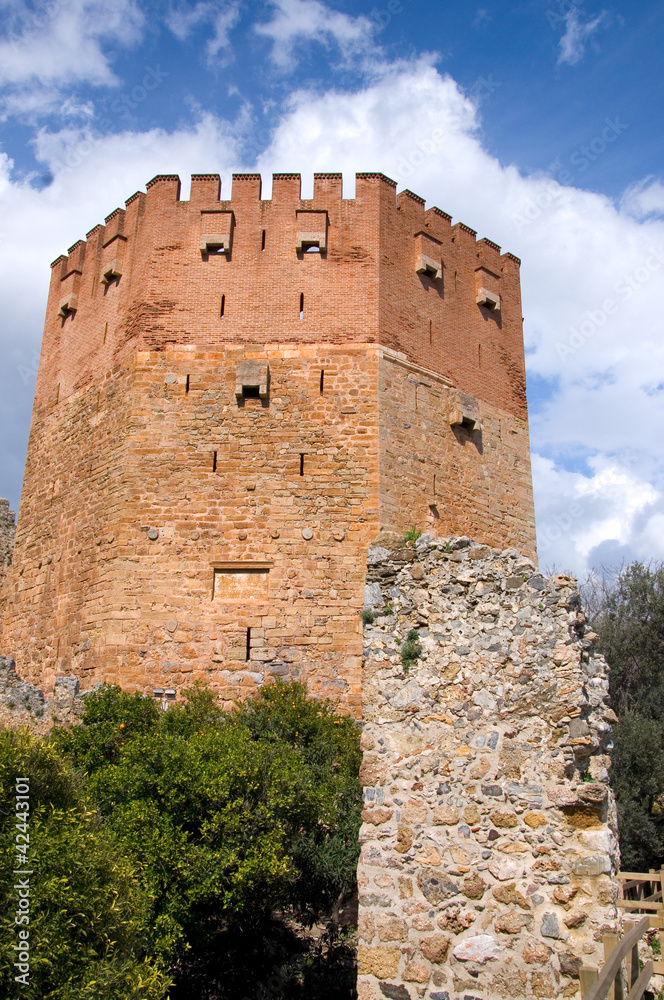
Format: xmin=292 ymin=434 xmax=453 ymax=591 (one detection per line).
xmin=403 ymin=527 xmax=422 ymax=546
xmin=360 ymin=608 xmax=375 ymax=625
xmin=401 ymin=629 xmax=422 ymax=673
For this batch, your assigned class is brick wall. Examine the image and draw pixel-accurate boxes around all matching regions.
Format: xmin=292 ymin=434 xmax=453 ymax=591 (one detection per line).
xmin=1 ymin=172 xmax=536 ymax=710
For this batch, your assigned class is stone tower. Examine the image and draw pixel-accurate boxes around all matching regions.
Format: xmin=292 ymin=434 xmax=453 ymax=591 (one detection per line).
xmin=0 ymin=172 xmax=535 ymax=713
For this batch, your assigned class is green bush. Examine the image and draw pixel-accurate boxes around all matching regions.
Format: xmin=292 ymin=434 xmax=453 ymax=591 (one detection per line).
xmin=47 ymin=681 xmax=362 ymax=1000
xmin=0 ymin=729 xmax=170 ymax=1000
xmin=360 ymin=608 xmax=375 ymax=625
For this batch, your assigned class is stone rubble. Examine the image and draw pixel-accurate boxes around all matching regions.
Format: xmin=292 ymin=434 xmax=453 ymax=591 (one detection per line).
xmin=357 ymin=532 xmax=619 ymax=1000
xmin=0 ymin=656 xmax=83 ymax=734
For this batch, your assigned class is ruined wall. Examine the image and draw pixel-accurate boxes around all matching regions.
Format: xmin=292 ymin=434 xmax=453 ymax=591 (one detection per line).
xmin=0 ymin=499 xmax=16 ymax=591
xmin=357 ymin=534 xmax=618 ymax=1000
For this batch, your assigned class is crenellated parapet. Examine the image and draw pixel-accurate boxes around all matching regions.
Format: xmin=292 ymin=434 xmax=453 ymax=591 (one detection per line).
xmin=40 ymin=172 xmax=525 ymax=420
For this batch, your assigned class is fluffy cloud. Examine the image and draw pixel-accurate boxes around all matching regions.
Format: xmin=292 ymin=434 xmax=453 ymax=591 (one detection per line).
xmin=254 ymin=0 xmax=374 ymax=69
xmin=1 ymin=53 xmax=663 ymax=578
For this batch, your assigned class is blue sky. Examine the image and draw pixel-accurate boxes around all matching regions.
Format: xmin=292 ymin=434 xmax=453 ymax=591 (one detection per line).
xmin=1 ymin=0 xmax=663 ymax=576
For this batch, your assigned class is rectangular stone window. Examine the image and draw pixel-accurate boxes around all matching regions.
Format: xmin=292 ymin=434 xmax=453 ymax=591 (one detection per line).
xmin=200 ymin=210 xmax=234 ymax=255
xmin=475 ymin=267 xmax=501 ymax=311
xmin=235 ymin=361 xmax=269 ymax=402
xmin=296 ymin=210 xmax=327 ymax=253
xmin=213 ymin=562 xmax=271 ymax=600
xmin=415 ymin=231 xmax=443 ymax=281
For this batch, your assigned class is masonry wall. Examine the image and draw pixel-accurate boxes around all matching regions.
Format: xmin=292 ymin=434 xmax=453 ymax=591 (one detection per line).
xmin=377 ymin=353 xmax=535 ymax=557
xmin=0 ymin=499 xmax=15 ymax=592
xmin=358 ymin=534 xmax=618 ymax=1000
xmin=1 ymin=171 xmax=536 ymax=706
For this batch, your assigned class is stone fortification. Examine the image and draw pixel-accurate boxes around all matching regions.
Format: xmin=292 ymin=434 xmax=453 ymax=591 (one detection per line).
xmin=0 ymin=499 xmax=15 ymax=585
xmin=357 ymin=534 xmax=618 ymax=1000
xmin=0 ymin=172 xmax=535 ymax=711
xmin=0 ymin=656 xmax=82 ymax=735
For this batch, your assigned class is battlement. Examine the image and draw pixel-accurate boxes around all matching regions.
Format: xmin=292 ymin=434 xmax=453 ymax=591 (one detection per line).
xmin=40 ymin=172 xmax=525 ymax=423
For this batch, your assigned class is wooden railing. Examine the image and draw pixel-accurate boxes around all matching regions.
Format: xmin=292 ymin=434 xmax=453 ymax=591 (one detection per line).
xmin=618 ymin=869 xmax=664 ymax=974
xmin=580 ymin=915 xmax=651 ymax=1000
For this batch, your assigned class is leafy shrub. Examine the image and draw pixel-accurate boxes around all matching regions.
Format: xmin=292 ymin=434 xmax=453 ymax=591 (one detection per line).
xmin=360 ymin=608 xmax=375 ymax=625
xmin=48 ymin=681 xmax=362 ymax=1000
xmin=403 ymin=527 xmax=421 ymax=545
xmin=0 ymin=729 xmax=170 ymax=1000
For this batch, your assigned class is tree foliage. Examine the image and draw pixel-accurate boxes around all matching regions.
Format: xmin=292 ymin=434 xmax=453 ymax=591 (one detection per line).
xmin=0 ymin=729 xmax=170 ymax=1000
xmin=591 ymin=562 xmax=664 ymax=871
xmin=3 ymin=681 xmax=362 ymax=1000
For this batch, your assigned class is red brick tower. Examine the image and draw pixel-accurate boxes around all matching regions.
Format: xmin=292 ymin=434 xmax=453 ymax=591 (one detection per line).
xmin=0 ymin=172 xmax=535 ymax=714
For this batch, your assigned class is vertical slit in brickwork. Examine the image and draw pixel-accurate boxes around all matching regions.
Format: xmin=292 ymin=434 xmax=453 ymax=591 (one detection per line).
xmin=261 ymin=230 xmax=266 ymax=250
xmin=103 ymin=322 xmax=107 ymax=344
xmin=433 ymin=473 xmax=437 ymax=495
xmin=212 ymin=451 xmax=217 ymax=472
xmin=320 ymin=370 xmax=324 ymax=393
xmin=245 ymin=628 xmax=251 ymax=662
xmin=185 ymin=374 xmax=190 ymax=394
xmin=299 ymin=293 xmax=304 ymax=319
xmin=429 ymin=320 xmax=432 ymax=344
xmin=478 ymin=344 xmax=482 ymax=367
xmin=220 ymin=294 xmax=225 ymax=318
xmin=299 ymin=453 xmax=305 ymax=476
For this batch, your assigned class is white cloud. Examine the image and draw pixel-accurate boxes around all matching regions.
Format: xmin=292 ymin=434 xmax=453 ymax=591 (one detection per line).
xmin=557 ymin=8 xmax=608 ymax=66
xmin=621 ymin=176 xmax=664 ymax=220
xmin=166 ymin=1 xmax=241 ymax=64
xmin=0 ymin=0 xmax=144 ymax=87
xmin=1 ymin=56 xmax=664 ymax=580
xmin=255 ymin=0 xmax=374 ymax=70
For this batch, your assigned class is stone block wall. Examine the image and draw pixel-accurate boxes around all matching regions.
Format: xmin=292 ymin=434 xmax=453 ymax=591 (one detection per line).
xmin=357 ymin=534 xmax=618 ymax=1000
xmin=0 ymin=499 xmax=16 ymax=590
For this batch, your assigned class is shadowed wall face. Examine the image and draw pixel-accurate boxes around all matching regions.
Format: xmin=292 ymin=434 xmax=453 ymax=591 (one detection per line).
xmin=0 ymin=173 xmax=536 ymax=710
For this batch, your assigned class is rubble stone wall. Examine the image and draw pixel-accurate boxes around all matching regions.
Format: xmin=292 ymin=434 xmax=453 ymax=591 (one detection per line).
xmin=0 ymin=499 xmax=15 ymax=589
xmin=357 ymin=533 xmax=618 ymax=1000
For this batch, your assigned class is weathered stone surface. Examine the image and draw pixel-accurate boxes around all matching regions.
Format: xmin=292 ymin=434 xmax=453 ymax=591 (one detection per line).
xmin=540 ymin=913 xmax=560 ymax=939
xmin=420 ymin=933 xmax=450 ymax=963
xmin=379 ymin=984 xmax=410 ymax=1000
xmin=357 ymin=539 xmax=619 ymax=1000
xmin=417 ymin=869 xmax=459 ymax=905
xmin=358 ymin=947 xmax=400 ymax=979
xmin=453 ymin=934 xmax=503 ymax=964
xmin=462 ymin=874 xmax=487 ymax=899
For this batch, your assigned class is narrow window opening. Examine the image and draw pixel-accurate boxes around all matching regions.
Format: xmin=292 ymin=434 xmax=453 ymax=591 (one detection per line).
xmin=478 ymin=344 xmax=482 ymax=367
xmin=242 ymin=385 xmax=261 ymax=399
xmin=103 ymin=322 xmax=107 ymax=345
xmin=299 ymin=453 xmax=305 ymax=476
xmin=245 ymin=627 xmax=251 ymax=662
xmin=212 ymin=450 xmax=217 ymax=472
xmin=220 ymin=294 xmax=225 ymax=318
xmin=319 ymin=369 xmax=324 ymax=393
xmin=185 ymin=374 xmax=190 ymax=394
xmin=433 ymin=473 xmax=437 ymax=495
xmin=429 ymin=320 xmax=432 ymax=345
xmin=299 ymin=293 xmax=304 ymax=319
xmin=261 ymin=230 xmax=266 ymax=250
